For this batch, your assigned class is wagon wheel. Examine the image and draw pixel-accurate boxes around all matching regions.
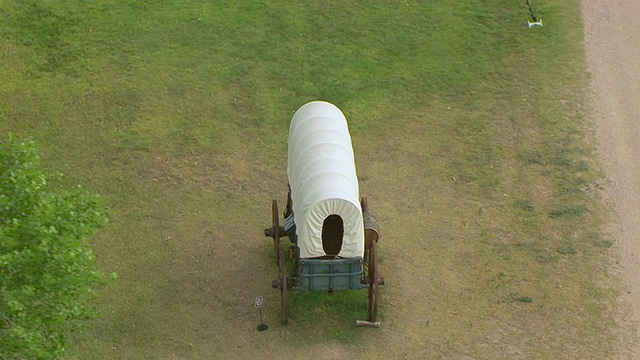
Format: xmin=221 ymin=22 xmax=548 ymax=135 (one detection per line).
xmin=278 ymin=241 xmax=289 ymax=325
xmin=271 ymin=200 xmax=281 ymax=264
xmin=368 ymin=239 xmax=379 ymax=323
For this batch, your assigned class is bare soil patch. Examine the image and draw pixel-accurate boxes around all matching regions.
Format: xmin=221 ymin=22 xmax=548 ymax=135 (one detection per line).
xmin=581 ymin=0 xmax=640 ymax=357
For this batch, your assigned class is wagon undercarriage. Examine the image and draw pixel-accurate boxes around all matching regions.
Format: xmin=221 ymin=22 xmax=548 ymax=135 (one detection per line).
xmin=264 ymin=197 xmax=384 ymax=325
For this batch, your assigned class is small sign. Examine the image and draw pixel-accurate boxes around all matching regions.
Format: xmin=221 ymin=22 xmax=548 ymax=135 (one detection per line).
xmin=255 ymin=296 xmax=268 ymax=331
xmin=254 ymin=296 xmax=264 ymax=309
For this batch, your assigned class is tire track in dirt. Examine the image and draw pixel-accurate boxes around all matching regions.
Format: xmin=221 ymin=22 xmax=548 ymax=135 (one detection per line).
xmin=581 ymin=0 xmax=640 ymax=357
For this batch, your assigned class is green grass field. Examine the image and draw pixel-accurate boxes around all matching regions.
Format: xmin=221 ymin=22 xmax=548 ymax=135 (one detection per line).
xmin=0 ymin=0 xmax=630 ymax=358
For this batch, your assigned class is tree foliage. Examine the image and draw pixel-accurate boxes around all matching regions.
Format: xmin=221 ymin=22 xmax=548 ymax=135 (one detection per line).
xmin=0 ymin=135 xmax=110 ymax=359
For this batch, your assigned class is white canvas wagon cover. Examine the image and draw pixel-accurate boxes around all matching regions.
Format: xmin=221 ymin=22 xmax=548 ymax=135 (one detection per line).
xmin=287 ymin=101 xmax=364 ymax=259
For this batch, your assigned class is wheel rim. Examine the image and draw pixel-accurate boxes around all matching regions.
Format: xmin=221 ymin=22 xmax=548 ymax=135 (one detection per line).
xmin=278 ymin=243 xmax=289 ymax=325
xmin=368 ymin=240 xmax=378 ymax=323
xmin=272 ymin=200 xmax=280 ymax=264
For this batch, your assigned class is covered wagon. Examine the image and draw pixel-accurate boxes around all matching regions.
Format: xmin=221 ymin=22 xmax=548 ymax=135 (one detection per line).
xmin=264 ymin=101 xmax=383 ymax=325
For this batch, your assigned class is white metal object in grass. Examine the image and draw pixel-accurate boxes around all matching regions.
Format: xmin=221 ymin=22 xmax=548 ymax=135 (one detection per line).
xmin=527 ymin=19 xmax=543 ymax=28
xmin=525 ymin=0 xmax=542 ymax=28
xmin=355 ymin=320 xmax=381 ymax=328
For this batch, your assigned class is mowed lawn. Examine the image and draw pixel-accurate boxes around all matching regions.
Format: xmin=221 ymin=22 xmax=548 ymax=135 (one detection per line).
xmin=0 ymin=1 xmax=629 ymax=358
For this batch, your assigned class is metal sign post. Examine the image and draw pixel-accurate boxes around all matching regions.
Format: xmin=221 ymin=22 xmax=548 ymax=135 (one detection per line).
xmin=255 ymin=296 xmax=268 ymax=331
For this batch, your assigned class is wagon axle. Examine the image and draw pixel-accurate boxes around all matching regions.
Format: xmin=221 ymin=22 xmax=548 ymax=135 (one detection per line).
xmin=363 ymin=275 xmax=386 ymax=286
xmin=271 ymin=278 xmax=296 ymax=288
xmin=273 ymin=277 xmax=385 ymax=289
xmin=264 ymin=226 xmax=285 ymax=239
xmin=271 ymin=279 xmax=283 ymax=289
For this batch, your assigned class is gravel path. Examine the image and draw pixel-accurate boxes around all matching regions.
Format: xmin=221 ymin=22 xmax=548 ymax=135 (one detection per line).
xmin=581 ymin=0 xmax=640 ymax=357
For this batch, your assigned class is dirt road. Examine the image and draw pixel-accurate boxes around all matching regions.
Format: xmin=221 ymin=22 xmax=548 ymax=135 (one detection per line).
xmin=581 ymin=0 xmax=640 ymax=357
